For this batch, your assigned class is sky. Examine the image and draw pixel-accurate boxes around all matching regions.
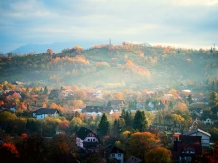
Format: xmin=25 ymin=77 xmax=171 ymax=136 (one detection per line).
xmin=0 ymin=0 xmax=218 ymax=53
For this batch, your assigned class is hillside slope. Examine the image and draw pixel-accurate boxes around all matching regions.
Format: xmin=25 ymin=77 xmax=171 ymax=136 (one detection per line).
xmin=0 ymin=44 xmax=218 ymax=91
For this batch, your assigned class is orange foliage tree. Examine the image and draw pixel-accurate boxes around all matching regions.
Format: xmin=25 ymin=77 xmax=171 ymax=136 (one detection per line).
xmin=128 ymin=132 xmax=160 ymax=160
xmin=57 ymin=120 xmax=70 ymax=131
xmin=47 ymin=48 xmax=54 ymax=55
xmin=126 ymin=60 xmax=134 ymax=68
xmin=145 ymin=147 xmax=172 ymax=163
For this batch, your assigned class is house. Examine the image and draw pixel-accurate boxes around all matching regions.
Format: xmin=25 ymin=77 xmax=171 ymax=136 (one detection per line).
xmin=104 ymin=144 xmax=124 ymax=163
xmin=48 ymin=89 xmax=74 ymax=100
xmin=162 ymin=94 xmax=174 ymax=100
xmin=182 ymin=90 xmax=191 ymax=96
xmin=203 ymin=118 xmax=214 ymax=125
xmin=183 ymin=129 xmax=211 ymax=147
xmin=125 ymin=156 xmax=142 ymax=163
xmin=93 ymin=91 xmax=101 ymax=97
xmin=0 ymin=104 xmax=16 ymax=112
xmin=5 ymin=90 xmax=22 ymax=99
xmin=76 ymin=127 xmax=100 ymax=149
xmin=82 ymin=106 xmax=114 ymax=116
xmin=86 ymin=92 xmax=97 ymax=99
xmin=172 ymin=135 xmax=202 ymax=163
xmin=109 ymin=100 xmax=126 ymax=110
xmin=147 ymin=101 xmax=154 ymax=109
xmin=136 ymin=102 xmax=144 ymax=109
xmin=33 ymin=108 xmax=59 ymax=120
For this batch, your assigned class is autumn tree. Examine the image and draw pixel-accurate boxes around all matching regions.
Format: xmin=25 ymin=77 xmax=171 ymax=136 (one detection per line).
xmin=47 ymin=48 xmax=54 ymax=55
xmin=69 ymin=117 xmax=82 ymax=132
xmin=128 ymin=132 xmax=160 ymax=160
xmin=73 ymin=100 xmax=84 ymax=109
xmin=209 ymin=91 xmax=217 ymax=105
xmin=145 ymin=147 xmax=172 ymax=163
xmin=49 ymin=134 xmax=77 ymax=163
xmin=98 ymin=113 xmax=110 ymax=137
xmin=57 ymin=120 xmax=70 ymax=132
xmin=126 ymin=60 xmax=134 ymax=68
xmin=0 ymin=143 xmax=19 ymax=162
xmin=205 ymin=141 xmax=218 ymax=163
xmin=116 ymin=92 xmax=123 ymax=100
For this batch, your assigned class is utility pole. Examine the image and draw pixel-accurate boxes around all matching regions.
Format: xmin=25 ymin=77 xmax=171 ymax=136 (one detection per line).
xmin=109 ymin=38 xmax=111 ymax=46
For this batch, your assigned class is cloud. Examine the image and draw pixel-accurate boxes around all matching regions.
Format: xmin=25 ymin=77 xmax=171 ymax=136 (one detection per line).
xmin=0 ymin=0 xmax=217 ymax=52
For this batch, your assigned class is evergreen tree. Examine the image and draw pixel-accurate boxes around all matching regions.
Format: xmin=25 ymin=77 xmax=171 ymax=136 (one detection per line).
xmin=133 ymin=110 xmax=147 ymax=131
xmin=187 ymin=94 xmax=193 ymax=104
xmin=212 ymin=81 xmax=215 ymax=91
xmin=97 ymin=113 xmax=110 ymax=136
xmin=3 ymin=85 xmax=7 ymax=90
xmin=210 ymin=47 xmax=213 ymax=53
xmin=121 ymin=109 xmax=133 ymax=127
xmin=44 ymin=86 xmax=48 ymax=95
xmin=209 ymin=91 xmax=217 ymax=102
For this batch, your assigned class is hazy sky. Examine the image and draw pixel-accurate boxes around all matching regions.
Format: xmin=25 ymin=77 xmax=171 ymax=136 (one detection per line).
xmin=0 ymin=0 xmax=218 ymax=53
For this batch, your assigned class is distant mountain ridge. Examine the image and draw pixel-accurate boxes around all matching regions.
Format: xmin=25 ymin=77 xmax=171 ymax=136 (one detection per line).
xmin=11 ymin=41 xmax=103 ymax=54
xmin=11 ymin=41 xmax=151 ymax=54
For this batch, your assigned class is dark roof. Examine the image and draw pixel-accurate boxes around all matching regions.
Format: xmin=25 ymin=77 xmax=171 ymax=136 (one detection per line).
xmin=110 ymin=100 xmax=126 ymax=105
xmin=34 ymin=108 xmax=58 ymax=115
xmin=125 ymin=156 xmax=142 ymax=163
xmin=82 ymin=106 xmax=113 ymax=114
xmin=5 ymin=91 xmax=21 ymax=96
xmin=105 ymin=144 xmax=124 ymax=154
xmin=179 ymin=135 xmax=201 ymax=145
xmin=76 ymin=127 xmax=98 ymax=140
xmin=184 ymin=128 xmax=211 ymax=137
xmin=1 ymin=104 xmax=16 ymax=108
xmin=111 ymin=146 xmax=124 ymax=154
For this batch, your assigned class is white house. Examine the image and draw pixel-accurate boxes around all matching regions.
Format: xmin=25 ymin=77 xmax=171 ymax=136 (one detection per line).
xmin=0 ymin=104 xmax=17 ymax=112
xmin=147 ymin=101 xmax=154 ymax=109
xmin=33 ymin=108 xmax=59 ymax=120
xmin=203 ymin=118 xmax=214 ymax=125
xmin=93 ymin=91 xmax=101 ymax=96
xmin=136 ymin=102 xmax=144 ymax=109
xmin=76 ymin=127 xmax=100 ymax=149
xmin=109 ymin=146 xmax=124 ymax=163
xmin=184 ymin=128 xmax=211 ymax=147
xmin=82 ymin=106 xmax=114 ymax=116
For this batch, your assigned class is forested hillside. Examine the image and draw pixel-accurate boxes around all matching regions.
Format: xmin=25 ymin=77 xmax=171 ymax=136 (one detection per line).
xmin=1 ymin=43 xmax=218 ymax=91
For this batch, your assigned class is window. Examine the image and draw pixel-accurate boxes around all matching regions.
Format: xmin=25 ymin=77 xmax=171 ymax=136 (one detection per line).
xmin=112 ymin=154 xmax=115 ymax=157
xmin=88 ymin=139 xmax=90 ymax=141
xmin=93 ymin=139 xmax=95 ymax=141
xmin=118 ymin=154 xmax=121 ymax=157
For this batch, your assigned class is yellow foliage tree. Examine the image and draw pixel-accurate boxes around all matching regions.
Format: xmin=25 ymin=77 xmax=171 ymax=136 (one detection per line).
xmin=145 ymin=147 xmax=172 ymax=163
